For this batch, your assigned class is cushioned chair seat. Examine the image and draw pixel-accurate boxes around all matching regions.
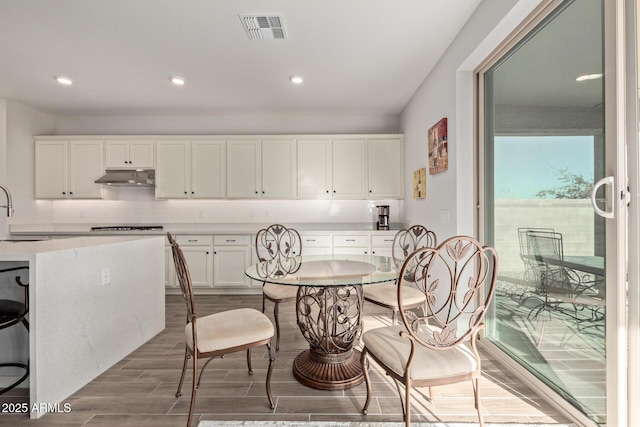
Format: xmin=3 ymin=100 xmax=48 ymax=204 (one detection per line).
xmin=362 ymin=324 xmax=477 ymax=379
xmin=363 ymin=284 xmax=426 ymax=308
xmin=185 ymin=308 xmax=275 ymax=353
xmin=263 ymin=283 xmax=298 ymax=300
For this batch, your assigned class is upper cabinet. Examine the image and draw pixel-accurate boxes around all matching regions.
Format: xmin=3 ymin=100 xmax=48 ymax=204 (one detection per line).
xmin=105 ymin=140 xmax=154 ymax=169
xmin=368 ymin=138 xmax=404 ymax=198
xmin=297 ymin=136 xmax=403 ymax=200
xmin=35 ymin=139 xmax=104 ymax=199
xmin=332 ymin=138 xmax=368 ymax=199
xmin=261 ymin=139 xmax=296 ymax=198
xmin=35 ymin=134 xmax=404 ymax=200
xmin=226 ymin=139 xmax=296 ymax=199
xmin=155 ymin=139 xmax=226 ymax=199
xmin=226 ymin=140 xmax=261 ymax=199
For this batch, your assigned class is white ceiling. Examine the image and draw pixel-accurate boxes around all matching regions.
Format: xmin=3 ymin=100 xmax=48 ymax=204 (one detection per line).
xmin=0 ymin=0 xmax=483 ymax=116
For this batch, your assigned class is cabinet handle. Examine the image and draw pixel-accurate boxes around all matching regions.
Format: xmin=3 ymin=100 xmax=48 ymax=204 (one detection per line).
xmin=262 ymin=191 xmax=265 ymax=194
xmin=206 ymin=251 xmax=209 ymax=254
xmin=69 ymin=192 xmax=73 ymax=195
xmin=346 ymin=239 xmax=356 ymax=242
xmin=226 ymin=239 xmax=236 ymax=243
xmin=306 ymin=239 xmax=316 ymax=242
xmin=62 ymin=192 xmax=66 ymax=195
xmin=384 ymin=239 xmax=393 ymax=242
xmin=184 ymin=191 xmax=188 ymax=194
xmin=365 ymin=251 xmax=368 ymax=254
xmin=326 ymin=190 xmax=329 ymax=193
xmin=333 ymin=190 xmax=336 ymax=193
xmin=369 ymin=190 xmax=372 ymax=193
xmin=255 ymin=191 xmax=258 ymax=194
xmin=191 ymin=191 xmax=194 ymax=194
xmin=214 ymin=251 xmax=217 ymax=255
xmin=188 ymin=239 xmax=197 ymax=242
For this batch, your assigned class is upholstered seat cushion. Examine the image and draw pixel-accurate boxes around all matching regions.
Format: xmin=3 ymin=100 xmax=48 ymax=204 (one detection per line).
xmin=263 ymin=283 xmax=298 ymax=301
xmin=362 ymin=325 xmax=477 ymax=380
xmin=363 ymin=284 xmax=426 ymax=308
xmin=185 ymin=308 xmax=274 ymax=353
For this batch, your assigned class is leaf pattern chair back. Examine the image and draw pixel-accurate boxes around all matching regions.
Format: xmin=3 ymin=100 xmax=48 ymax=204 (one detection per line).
xmin=397 ymin=235 xmax=498 ymax=350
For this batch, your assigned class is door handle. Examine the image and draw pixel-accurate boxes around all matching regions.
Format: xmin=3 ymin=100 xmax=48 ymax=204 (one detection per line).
xmin=591 ymin=176 xmax=614 ymax=219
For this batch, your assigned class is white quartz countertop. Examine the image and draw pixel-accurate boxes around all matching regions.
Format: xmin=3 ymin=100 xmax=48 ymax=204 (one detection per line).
xmin=10 ymin=223 xmax=405 ymax=236
xmin=0 ymin=235 xmax=160 ymax=255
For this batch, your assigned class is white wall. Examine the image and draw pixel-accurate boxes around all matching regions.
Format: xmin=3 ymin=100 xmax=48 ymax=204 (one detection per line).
xmin=399 ymin=0 xmax=542 ymax=240
xmin=53 ymin=113 xmax=399 ymax=135
xmin=1 ymin=101 xmax=54 ymax=236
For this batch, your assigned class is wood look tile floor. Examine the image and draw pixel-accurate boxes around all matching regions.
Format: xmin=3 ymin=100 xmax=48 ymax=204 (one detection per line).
xmin=0 ymin=295 xmax=573 ymax=427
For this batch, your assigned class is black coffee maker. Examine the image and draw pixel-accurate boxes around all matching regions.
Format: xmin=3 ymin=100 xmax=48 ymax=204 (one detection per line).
xmin=376 ymin=205 xmax=390 ymax=230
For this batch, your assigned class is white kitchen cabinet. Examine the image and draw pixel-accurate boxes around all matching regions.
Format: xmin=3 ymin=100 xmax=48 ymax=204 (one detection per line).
xmin=333 ymin=139 xmax=368 ymax=199
xmin=300 ymin=234 xmax=332 ymax=255
xmin=105 ymin=140 xmax=154 ymax=169
xmin=261 ymin=139 xmax=296 ymax=198
xmin=297 ymin=139 xmax=332 ymax=199
xmin=191 ymin=140 xmax=225 ymax=198
xmin=297 ymin=138 xmax=368 ymax=199
xmin=332 ymin=234 xmax=369 ymax=255
xmin=155 ymin=140 xmax=190 ymax=199
xmin=213 ymin=235 xmax=251 ymax=288
xmin=370 ymin=234 xmax=395 ymax=257
xmin=226 ymin=140 xmax=261 ymax=198
xmin=166 ymin=235 xmax=213 ymax=288
xmin=368 ymin=138 xmax=404 ymax=199
xmin=156 ymin=140 xmax=226 ymax=199
xmin=35 ymin=139 xmax=103 ymax=199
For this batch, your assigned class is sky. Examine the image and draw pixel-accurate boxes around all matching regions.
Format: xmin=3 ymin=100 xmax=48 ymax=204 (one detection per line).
xmin=494 ymin=135 xmax=595 ymax=199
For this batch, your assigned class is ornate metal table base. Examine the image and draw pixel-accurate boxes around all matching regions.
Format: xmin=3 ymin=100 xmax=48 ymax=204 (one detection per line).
xmin=295 ymin=284 xmax=364 ymax=390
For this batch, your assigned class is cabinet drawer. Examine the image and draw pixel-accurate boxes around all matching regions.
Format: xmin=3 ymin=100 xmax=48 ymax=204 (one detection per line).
xmin=371 ymin=235 xmax=396 ymax=246
xmin=175 ymin=235 xmax=212 ymax=246
xmin=300 ymin=235 xmax=332 ymax=247
xmin=333 ymin=235 xmax=368 ymax=247
xmin=214 ymin=235 xmax=250 ymax=246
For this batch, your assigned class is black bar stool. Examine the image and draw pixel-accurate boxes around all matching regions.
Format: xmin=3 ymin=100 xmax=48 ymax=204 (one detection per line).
xmin=0 ymin=266 xmax=29 ymax=395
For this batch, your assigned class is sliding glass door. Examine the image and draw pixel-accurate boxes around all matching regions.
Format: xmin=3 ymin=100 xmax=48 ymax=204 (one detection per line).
xmin=479 ymin=0 xmax=611 ymax=424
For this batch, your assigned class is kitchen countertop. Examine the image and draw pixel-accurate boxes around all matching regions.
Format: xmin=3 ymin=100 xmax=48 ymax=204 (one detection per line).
xmin=10 ymin=222 xmax=406 ymax=236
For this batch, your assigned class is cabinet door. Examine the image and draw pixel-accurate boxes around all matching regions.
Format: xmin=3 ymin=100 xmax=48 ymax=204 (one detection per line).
xmin=35 ymin=141 xmax=68 ymax=199
xmin=129 ymin=140 xmax=155 ymax=168
xmin=69 ymin=140 xmax=104 ymax=199
xmin=368 ymin=138 xmax=403 ymax=198
xmin=155 ymin=141 xmax=189 ymax=199
xmin=182 ymin=246 xmax=213 ymax=288
xmin=262 ymin=139 xmax=296 ymax=198
xmin=226 ymin=140 xmax=260 ymax=198
xmin=191 ymin=141 xmax=225 ymax=198
xmin=214 ymin=246 xmax=250 ymax=287
xmin=297 ymin=139 xmax=332 ymax=199
xmin=165 ymin=247 xmax=176 ymax=288
xmin=332 ymin=139 xmax=367 ymax=199
xmin=105 ymin=141 xmax=129 ymax=168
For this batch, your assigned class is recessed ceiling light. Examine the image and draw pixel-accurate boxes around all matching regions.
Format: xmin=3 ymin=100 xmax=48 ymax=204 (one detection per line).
xmin=55 ymin=76 xmax=73 ymax=85
xmin=289 ymin=75 xmax=303 ymax=84
xmin=170 ymin=76 xmax=186 ymax=86
xmin=576 ymin=73 xmax=603 ymax=82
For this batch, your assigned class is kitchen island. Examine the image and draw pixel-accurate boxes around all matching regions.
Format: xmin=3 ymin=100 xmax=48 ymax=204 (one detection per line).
xmin=0 ymin=236 xmax=165 ymax=419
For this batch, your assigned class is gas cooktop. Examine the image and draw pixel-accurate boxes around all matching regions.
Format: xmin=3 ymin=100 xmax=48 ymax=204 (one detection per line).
xmin=90 ymin=225 xmax=164 ymax=232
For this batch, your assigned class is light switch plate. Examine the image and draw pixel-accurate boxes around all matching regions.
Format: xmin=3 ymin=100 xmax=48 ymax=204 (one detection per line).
xmin=101 ymin=268 xmax=110 ymax=285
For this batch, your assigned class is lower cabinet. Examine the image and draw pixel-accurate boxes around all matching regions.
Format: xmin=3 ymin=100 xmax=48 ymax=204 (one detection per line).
xmin=166 ymin=235 xmax=214 ymax=288
xmin=213 ymin=235 xmax=251 ymax=288
xmin=165 ymin=230 xmax=397 ymax=294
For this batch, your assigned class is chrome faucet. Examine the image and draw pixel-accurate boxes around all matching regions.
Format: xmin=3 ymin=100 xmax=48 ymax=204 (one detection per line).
xmin=0 ymin=185 xmax=13 ymax=217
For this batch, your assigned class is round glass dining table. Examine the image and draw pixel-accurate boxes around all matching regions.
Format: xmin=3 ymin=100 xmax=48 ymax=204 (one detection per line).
xmin=245 ymin=254 xmax=398 ymax=390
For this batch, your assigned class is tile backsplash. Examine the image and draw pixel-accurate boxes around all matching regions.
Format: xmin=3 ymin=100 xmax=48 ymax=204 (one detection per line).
xmin=20 ymin=190 xmax=402 ymax=225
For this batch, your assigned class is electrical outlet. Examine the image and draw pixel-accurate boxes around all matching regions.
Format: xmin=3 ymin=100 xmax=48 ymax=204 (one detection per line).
xmin=101 ymin=268 xmax=110 ymax=285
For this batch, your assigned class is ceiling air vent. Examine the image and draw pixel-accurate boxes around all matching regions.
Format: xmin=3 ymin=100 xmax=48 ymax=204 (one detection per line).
xmin=239 ymin=14 xmax=287 ymax=40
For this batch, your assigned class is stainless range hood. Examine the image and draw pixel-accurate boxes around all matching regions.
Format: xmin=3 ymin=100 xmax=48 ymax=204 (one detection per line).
xmin=95 ymin=169 xmax=155 ymax=187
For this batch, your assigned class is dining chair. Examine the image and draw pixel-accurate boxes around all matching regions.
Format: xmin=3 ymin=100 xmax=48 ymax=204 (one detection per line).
xmin=363 ymin=225 xmax=437 ymax=324
xmin=168 ymin=233 xmax=275 ymax=427
xmin=360 ymin=235 xmax=498 ymax=427
xmin=524 ymin=230 xmax=604 ymax=335
xmin=0 ymin=266 xmax=30 ymax=395
xmin=255 ymin=224 xmax=301 ymax=351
